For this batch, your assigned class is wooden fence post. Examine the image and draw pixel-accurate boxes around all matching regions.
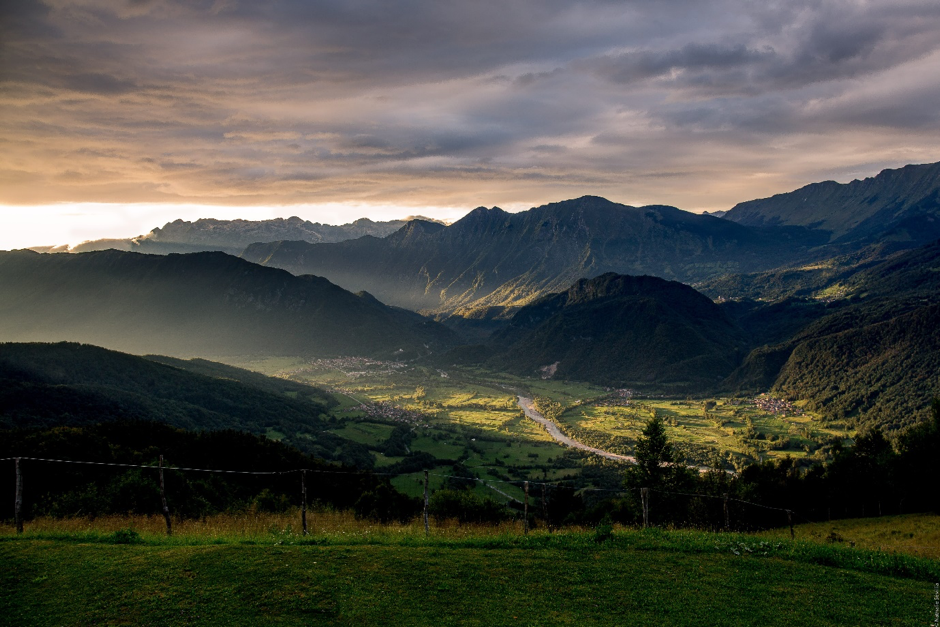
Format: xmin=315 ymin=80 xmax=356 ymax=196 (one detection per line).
xmin=159 ymin=455 xmax=172 ymax=536
xmin=523 ymin=481 xmax=529 ymax=535
xmin=641 ymin=488 xmax=649 ymax=528
xmin=723 ymin=493 xmax=730 ymax=531
xmin=542 ymin=483 xmax=550 ymax=533
xmin=14 ymin=458 xmax=23 ymax=534
xmin=423 ymin=470 xmax=429 ymax=536
xmin=301 ymin=470 xmax=308 ymax=536
xmin=787 ymin=510 xmax=794 ymax=540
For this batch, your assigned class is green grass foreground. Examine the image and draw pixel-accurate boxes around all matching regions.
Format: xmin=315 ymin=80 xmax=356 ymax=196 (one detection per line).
xmin=1 ymin=528 xmax=937 ymax=626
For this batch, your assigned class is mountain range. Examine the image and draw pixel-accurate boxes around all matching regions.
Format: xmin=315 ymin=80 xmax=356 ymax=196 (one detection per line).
xmin=6 ymin=159 xmax=940 ymax=433
xmin=242 ymin=196 xmax=828 ymax=319
xmin=239 ymin=162 xmax=940 ymax=323
xmin=723 ymin=161 xmax=940 ymax=245
xmin=33 ymin=216 xmax=423 ymax=255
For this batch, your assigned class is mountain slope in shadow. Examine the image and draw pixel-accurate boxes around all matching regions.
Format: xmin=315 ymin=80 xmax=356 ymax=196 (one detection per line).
xmin=0 ymin=250 xmax=457 ymax=359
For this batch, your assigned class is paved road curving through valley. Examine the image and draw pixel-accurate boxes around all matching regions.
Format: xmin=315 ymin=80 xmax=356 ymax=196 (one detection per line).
xmin=517 ymin=396 xmax=636 ymax=463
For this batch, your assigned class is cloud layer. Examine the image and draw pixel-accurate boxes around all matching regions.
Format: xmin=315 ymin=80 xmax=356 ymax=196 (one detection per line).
xmin=2 ymin=0 xmax=940 ymax=215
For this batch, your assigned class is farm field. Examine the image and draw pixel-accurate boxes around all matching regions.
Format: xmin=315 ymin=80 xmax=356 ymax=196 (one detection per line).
xmin=224 ymin=356 xmax=853 ymax=474
xmin=761 ymin=513 xmax=940 ymax=560
xmin=553 ymin=396 xmax=851 ymax=467
xmin=1 ymin=524 xmax=935 ymax=626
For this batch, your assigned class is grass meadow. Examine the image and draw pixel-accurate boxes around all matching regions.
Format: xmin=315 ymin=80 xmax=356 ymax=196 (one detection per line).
xmin=1 ymin=511 xmax=937 ymax=626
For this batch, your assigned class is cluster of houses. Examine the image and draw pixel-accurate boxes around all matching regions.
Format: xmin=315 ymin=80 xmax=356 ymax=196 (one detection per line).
xmin=351 ymin=400 xmax=431 ymax=427
xmin=309 ymin=356 xmax=407 ymax=379
xmin=593 ymin=388 xmax=635 ymax=407
xmin=753 ymin=395 xmax=802 ymax=417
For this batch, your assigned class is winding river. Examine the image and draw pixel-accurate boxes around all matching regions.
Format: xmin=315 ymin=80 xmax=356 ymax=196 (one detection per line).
xmin=517 ymin=396 xmax=636 ymax=463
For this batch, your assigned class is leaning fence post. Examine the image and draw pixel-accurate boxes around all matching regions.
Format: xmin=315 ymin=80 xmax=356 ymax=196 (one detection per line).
xmin=159 ymin=455 xmax=172 ymax=536
xmin=641 ymin=487 xmax=649 ymax=528
xmin=723 ymin=493 xmax=730 ymax=531
xmin=523 ymin=481 xmax=529 ymax=535
xmin=786 ymin=509 xmax=794 ymax=540
xmin=301 ymin=470 xmax=308 ymax=536
xmin=423 ymin=470 xmax=429 ymax=536
xmin=14 ymin=458 xmax=23 ymax=534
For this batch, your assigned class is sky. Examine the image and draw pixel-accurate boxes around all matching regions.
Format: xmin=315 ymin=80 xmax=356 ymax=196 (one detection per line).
xmin=2 ymin=0 xmax=940 ymax=248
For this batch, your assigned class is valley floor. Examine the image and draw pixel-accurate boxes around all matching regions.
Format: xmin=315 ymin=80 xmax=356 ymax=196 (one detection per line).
xmin=221 ymin=357 xmax=852 ymax=499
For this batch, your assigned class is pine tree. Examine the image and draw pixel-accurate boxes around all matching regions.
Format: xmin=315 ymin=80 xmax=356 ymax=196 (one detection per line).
xmin=626 ymin=416 xmax=674 ymax=490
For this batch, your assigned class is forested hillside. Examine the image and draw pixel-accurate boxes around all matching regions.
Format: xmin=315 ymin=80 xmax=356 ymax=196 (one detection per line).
xmin=721 ymin=240 xmax=940 ymax=431
xmin=485 ymin=273 xmax=747 ymax=387
xmin=0 ymin=343 xmax=377 ymax=466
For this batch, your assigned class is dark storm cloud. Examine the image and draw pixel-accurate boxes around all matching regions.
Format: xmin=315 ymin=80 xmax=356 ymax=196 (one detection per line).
xmin=588 ymin=43 xmax=776 ymax=86
xmin=2 ymin=0 xmax=940 ymax=212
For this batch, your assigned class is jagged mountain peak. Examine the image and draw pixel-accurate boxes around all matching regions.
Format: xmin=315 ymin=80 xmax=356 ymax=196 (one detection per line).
xmin=454 ymin=205 xmax=509 ymax=225
xmin=386 ymin=218 xmax=448 ymax=243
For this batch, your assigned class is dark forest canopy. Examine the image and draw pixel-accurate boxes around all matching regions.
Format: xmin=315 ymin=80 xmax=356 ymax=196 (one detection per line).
xmin=0 ymin=342 xmax=376 ymax=467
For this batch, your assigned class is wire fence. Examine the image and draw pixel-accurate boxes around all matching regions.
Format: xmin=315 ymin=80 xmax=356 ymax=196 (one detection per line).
xmin=3 ymin=455 xmax=807 ymax=538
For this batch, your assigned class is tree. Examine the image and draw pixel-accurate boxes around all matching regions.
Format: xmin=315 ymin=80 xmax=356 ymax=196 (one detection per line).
xmin=623 ymin=416 xmax=696 ymax=525
xmin=627 ymin=416 xmax=674 ymax=490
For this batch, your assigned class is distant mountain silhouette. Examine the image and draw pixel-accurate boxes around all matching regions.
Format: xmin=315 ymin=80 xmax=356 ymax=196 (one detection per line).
xmin=242 ymin=196 xmax=826 ymax=318
xmin=0 ymin=250 xmax=456 ymax=358
xmin=723 ymin=161 xmax=940 ymax=244
xmin=484 ymin=273 xmax=747 ymax=387
xmin=60 ymin=216 xmax=420 ymax=255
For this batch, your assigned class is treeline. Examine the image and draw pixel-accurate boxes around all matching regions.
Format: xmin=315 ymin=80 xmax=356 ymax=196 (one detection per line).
xmin=0 ymin=421 xmax=418 ymax=524
xmin=587 ymin=401 xmax=940 ymax=530
xmin=468 ymin=400 xmax=940 ymax=532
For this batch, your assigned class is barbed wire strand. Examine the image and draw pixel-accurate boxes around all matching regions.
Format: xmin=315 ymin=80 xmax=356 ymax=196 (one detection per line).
xmin=2 ymin=456 xmax=816 ymax=521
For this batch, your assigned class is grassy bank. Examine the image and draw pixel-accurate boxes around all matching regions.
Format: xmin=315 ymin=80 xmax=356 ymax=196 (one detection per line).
xmin=1 ymin=521 xmax=937 ymax=626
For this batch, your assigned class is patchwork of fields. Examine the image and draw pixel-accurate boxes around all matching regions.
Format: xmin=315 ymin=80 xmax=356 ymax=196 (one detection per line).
xmin=223 ymin=356 xmax=854 ymax=498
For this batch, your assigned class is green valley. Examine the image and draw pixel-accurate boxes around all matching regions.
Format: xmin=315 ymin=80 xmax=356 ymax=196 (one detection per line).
xmin=222 ymin=355 xmax=853 ymax=490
